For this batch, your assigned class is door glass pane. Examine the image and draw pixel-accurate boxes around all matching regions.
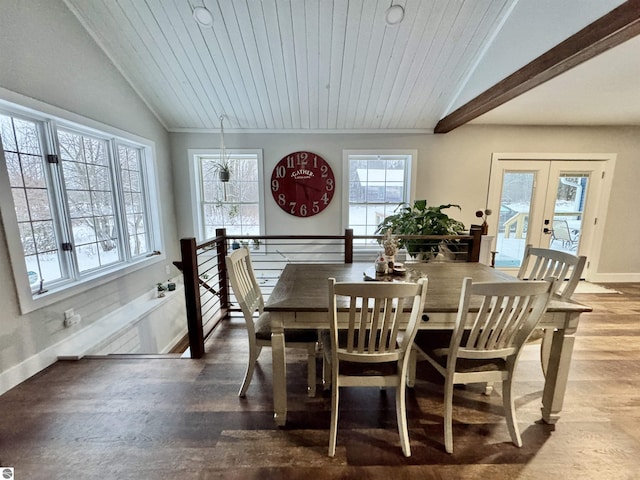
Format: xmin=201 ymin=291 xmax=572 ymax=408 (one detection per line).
xmin=494 ymin=172 xmax=534 ymax=268
xmin=551 ymin=173 xmax=588 ymax=253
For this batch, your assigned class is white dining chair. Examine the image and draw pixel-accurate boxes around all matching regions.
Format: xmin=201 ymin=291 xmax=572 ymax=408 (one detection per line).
xmin=326 ymin=277 xmax=428 ymax=457
xmin=518 ymin=244 xmax=586 ymax=375
xmin=225 ymin=247 xmax=319 ymax=397
xmin=413 ymin=277 xmax=554 ymax=453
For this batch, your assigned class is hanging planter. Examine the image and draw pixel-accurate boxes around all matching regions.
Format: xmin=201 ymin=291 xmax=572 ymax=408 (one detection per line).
xmin=218 ymin=166 xmax=231 ymax=182
xmin=217 ymin=114 xmax=231 ymax=183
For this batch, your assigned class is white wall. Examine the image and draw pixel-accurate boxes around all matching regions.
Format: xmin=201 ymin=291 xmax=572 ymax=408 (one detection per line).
xmin=0 ymin=0 xmax=180 ymax=389
xmin=171 ymin=125 xmax=640 ymax=277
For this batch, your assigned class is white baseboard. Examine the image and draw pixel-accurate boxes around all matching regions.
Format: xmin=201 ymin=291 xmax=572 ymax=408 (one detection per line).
xmin=0 ymin=278 xmax=186 ymax=396
xmin=588 ymin=272 xmax=640 ymax=283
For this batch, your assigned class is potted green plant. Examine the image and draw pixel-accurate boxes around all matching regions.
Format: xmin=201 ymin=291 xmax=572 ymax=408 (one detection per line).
xmin=215 ymin=161 xmax=231 ymax=182
xmin=375 ymin=200 xmax=466 ymax=260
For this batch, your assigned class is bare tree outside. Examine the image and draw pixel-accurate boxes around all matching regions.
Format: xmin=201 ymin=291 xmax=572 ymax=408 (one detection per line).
xmin=58 ymin=129 xmax=119 ymax=271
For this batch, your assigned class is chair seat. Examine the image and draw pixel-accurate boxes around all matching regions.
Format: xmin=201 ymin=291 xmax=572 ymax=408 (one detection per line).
xmin=414 ymin=330 xmax=506 ymax=373
xmin=254 ymin=312 xmax=319 ymax=343
xmin=321 ymin=330 xmax=398 ymax=376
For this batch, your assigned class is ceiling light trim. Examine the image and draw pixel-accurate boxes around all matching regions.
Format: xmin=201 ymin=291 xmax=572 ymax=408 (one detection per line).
xmin=385 ymin=4 xmax=404 ymax=25
xmin=193 ymin=6 xmax=213 ymax=27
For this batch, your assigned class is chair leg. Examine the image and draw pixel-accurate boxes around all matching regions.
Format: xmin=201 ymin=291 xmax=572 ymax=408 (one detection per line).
xmin=444 ymin=378 xmax=455 ymax=454
xmin=406 ymin=347 xmax=417 ymax=388
xmin=307 ymin=344 xmax=317 ymax=397
xmin=502 ymin=375 xmax=523 ymax=447
xmin=328 ymin=372 xmax=339 ymax=456
xmin=396 ymin=378 xmax=411 ymax=457
xmin=238 ymin=343 xmax=260 ymax=397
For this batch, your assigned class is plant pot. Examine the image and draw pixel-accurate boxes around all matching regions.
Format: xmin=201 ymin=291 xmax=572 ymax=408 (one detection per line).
xmin=219 ymin=170 xmax=230 ymax=182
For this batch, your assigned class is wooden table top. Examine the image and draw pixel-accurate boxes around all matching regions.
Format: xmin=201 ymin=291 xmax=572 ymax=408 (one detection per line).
xmin=264 ymin=262 xmax=592 ymax=314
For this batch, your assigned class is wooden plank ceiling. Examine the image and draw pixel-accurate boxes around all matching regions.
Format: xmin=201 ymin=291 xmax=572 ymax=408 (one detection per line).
xmin=62 ymin=0 xmax=635 ymax=133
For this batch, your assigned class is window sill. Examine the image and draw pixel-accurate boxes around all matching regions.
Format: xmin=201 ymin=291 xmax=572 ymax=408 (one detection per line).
xmin=18 ymin=253 xmax=166 ymax=314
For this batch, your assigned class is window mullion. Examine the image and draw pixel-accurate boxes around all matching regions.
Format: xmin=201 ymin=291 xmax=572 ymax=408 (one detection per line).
xmin=42 ymin=119 xmax=76 ymax=284
xmin=110 ymin=139 xmax=129 ymax=262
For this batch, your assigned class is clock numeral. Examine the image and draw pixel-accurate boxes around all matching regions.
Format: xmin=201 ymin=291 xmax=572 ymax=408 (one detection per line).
xmin=276 ymin=165 xmax=286 ymax=178
xmin=313 ymin=156 xmax=318 ymax=168
xmin=297 ymin=151 xmax=308 ymax=167
xmin=289 ymin=201 xmax=297 ymax=214
xmin=325 ymin=178 xmax=334 ymax=191
xmin=312 ymin=201 xmax=320 ymax=214
xmin=286 ymin=155 xmax=294 ymax=169
xmin=299 ymin=204 xmax=308 ymax=216
xmin=321 ymin=192 xmax=329 ymax=205
xmin=278 ymin=193 xmax=286 ymax=206
xmin=271 ymin=179 xmax=280 ymax=191
xmin=321 ymin=164 xmax=328 ymax=177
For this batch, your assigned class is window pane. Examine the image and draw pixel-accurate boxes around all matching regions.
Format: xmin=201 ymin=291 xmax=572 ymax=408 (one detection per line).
xmin=21 ymin=154 xmax=47 ymax=188
xmin=71 ymin=218 xmax=97 ymax=245
xmin=18 ymin=222 xmax=36 ymax=255
xmin=117 ymin=144 xmax=150 ymax=257
xmin=59 ymin=129 xmax=120 ymax=272
xmin=26 ymin=189 xmax=52 ymax=221
xmin=76 ymin=244 xmax=100 ymax=271
xmin=1 ymin=115 xmax=65 ymax=288
xmin=11 ymin=188 xmax=29 ymax=222
xmin=33 ymin=220 xmax=57 ymax=253
xmin=67 ymin=190 xmax=91 ymax=218
xmin=0 ymin=115 xmax=17 ymax=151
xmin=5 ymin=152 xmax=23 ymax=187
xmin=348 ymin=154 xmax=410 ymax=243
xmin=13 ymin=118 xmax=41 ymax=155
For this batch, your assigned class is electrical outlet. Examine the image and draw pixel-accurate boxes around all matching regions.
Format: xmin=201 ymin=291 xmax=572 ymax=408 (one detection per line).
xmin=165 ymin=265 xmax=171 ymax=276
xmin=64 ymin=314 xmax=81 ymax=327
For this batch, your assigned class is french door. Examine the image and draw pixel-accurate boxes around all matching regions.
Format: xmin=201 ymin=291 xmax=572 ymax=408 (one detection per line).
xmin=486 ymin=154 xmax=615 ymax=279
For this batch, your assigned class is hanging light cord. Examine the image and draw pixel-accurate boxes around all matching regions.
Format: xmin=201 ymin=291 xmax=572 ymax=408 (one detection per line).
xmin=219 ymin=114 xmax=226 ymax=162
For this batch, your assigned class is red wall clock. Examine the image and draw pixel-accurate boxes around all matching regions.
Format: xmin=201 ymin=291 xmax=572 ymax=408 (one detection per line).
xmin=270 ymin=151 xmax=335 ymax=217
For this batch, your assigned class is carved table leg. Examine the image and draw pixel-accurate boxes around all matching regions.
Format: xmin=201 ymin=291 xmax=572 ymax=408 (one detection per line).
xmin=271 ymin=312 xmax=287 ymax=427
xmin=541 ymin=321 xmax=576 ymax=424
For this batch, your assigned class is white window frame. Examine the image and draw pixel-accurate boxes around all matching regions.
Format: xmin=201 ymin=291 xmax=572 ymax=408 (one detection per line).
xmin=188 ymin=149 xmax=265 ymax=242
xmin=0 ymin=97 xmax=164 ymax=314
xmin=342 ymin=150 xmax=417 ymax=251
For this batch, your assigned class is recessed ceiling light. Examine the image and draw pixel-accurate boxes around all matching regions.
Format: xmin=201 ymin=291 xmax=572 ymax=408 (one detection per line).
xmin=385 ymin=4 xmax=404 ymax=25
xmin=193 ymin=6 xmax=213 ymax=27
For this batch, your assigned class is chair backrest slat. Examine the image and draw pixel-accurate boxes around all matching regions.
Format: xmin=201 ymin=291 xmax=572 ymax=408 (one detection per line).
xmin=451 ymin=278 xmax=554 ymax=363
xmin=329 ymin=279 xmax=428 ymax=359
xmin=518 ymin=244 xmax=586 ymax=300
xmin=225 ymin=247 xmax=264 ymax=321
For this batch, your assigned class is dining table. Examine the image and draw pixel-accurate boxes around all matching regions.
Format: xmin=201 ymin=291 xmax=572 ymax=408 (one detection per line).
xmin=264 ymin=261 xmax=592 ymax=427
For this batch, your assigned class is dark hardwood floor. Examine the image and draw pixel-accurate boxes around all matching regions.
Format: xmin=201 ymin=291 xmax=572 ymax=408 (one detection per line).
xmin=2 ymin=284 xmax=640 ymax=479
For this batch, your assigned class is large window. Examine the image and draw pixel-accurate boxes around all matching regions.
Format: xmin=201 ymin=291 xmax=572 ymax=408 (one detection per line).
xmin=192 ymin=150 xmax=264 ymax=240
xmin=0 ymin=103 xmax=161 ymax=312
xmin=344 ymin=151 xmax=415 ymax=246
